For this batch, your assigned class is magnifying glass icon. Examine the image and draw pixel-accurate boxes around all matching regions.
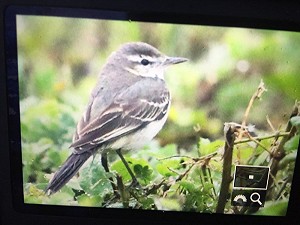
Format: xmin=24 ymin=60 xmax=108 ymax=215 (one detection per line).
xmin=250 ymin=192 xmax=262 ymax=206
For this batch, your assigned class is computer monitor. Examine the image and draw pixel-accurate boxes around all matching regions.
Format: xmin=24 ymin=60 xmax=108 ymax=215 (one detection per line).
xmin=1 ymin=1 xmax=300 ymax=225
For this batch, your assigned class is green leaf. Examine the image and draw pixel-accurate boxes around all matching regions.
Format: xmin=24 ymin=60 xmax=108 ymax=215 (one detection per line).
xmin=138 ymin=196 xmax=155 ymax=210
xmin=111 ymin=157 xmax=153 ymax=184
xmin=77 ymin=194 xmax=103 ymax=207
xmin=133 ymin=164 xmax=153 ymax=184
xmin=290 ymin=116 xmax=300 ymax=127
xmin=79 ymin=162 xmax=112 ymax=197
xmin=253 ymin=151 xmax=269 ymax=165
xmin=24 ymin=195 xmax=43 ymax=204
xmin=155 ymin=197 xmax=182 ymax=211
xmin=156 ymin=159 xmax=181 ymax=177
xmin=198 ymin=138 xmax=223 ymax=156
xmin=284 ymin=135 xmax=299 ymax=152
xmin=65 ymin=176 xmax=82 ymax=190
xmin=179 ymin=180 xmax=196 ymax=192
xmin=43 ymin=190 xmax=75 ymax=205
xmin=254 ymin=200 xmax=288 ymax=216
xmin=156 ymin=144 xmax=178 ymax=158
xmin=279 ymin=151 xmax=297 ymax=169
xmin=110 ymin=160 xmax=132 ymax=182
xmin=20 ymin=98 xmax=75 ymax=144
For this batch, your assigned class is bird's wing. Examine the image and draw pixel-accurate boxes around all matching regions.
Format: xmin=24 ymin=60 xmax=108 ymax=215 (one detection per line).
xmin=70 ymin=86 xmax=170 ymax=153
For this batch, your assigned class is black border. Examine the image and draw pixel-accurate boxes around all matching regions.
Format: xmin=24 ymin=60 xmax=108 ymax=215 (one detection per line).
xmin=1 ymin=1 xmax=300 ymax=225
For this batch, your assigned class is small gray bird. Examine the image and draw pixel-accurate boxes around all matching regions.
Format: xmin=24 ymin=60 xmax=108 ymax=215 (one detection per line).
xmin=46 ymin=42 xmax=187 ymax=195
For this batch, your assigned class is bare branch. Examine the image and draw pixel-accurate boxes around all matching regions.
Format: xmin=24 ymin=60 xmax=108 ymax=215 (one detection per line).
xmin=268 ymin=103 xmax=299 ymax=190
xmin=234 ymin=131 xmax=290 ymax=145
xmin=216 ymin=124 xmax=236 ymax=213
xmin=235 ymin=80 xmax=267 ymax=162
xmin=241 ymin=79 xmax=267 ymax=128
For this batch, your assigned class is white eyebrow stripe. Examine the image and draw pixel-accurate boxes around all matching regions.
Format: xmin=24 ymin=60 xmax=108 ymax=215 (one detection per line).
xmin=127 ymin=54 xmax=154 ymax=63
xmin=141 ymin=55 xmax=154 ymax=61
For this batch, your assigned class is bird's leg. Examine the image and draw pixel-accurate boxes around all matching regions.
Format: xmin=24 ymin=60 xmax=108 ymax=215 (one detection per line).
xmin=101 ymin=152 xmax=119 ymax=197
xmin=116 ymin=149 xmax=140 ymax=188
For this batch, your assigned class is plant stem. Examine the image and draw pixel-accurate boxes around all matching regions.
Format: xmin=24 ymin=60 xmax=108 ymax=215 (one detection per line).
xmin=216 ymin=124 xmax=236 ymax=213
xmin=234 ymin=132 xmax=290 ymax=145
xmin=268 ymin=103 xmax=299 ymax=190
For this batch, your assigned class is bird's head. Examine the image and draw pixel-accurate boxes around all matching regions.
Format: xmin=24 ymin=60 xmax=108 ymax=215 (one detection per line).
xmin=111 ymin=42 xmax=188 ymax=80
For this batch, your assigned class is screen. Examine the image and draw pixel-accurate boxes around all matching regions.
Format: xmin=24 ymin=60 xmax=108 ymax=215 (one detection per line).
xmin=11 ymin=8 xmax=300 ymax=217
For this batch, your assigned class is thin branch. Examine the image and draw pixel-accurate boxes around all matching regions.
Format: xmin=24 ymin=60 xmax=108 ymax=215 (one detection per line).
xmin=245 ymin=132 xmax=271 ymax=153
xmin=266 ymin=115 xmax=276 ymax=132
xmin=268 ymin=103 xmax=299 ymax=189
xmin=167 ymin=167 xmax=181 ymax=175
xmin=207 ymin=167 xmax=217 ymax=198
xmin=157 ymin=155 xmax=194 ymax=161
xmin=236 ymin=80 xmax=267 ymax=162
xmin=216 ymin=124 xmax=236 ymax=213
xmin=175 ymin=164 xmax=196 ymax=182
xmin=144 ymin=179 xmax=167 ymax=195
xmin=116 ymin=174 xmax=129 ymax=208
xmin=157 ymin=151 xmax=219 ymax=165
xmin=161 ymin=163 xmax=196 ymax=197
xmin=275 ymin=177 xmax=291 ymax=200
xmin=234 ymin=131 xmax=290 ymax=144
xmin=241 ymin=79 xmax=267 ymax=128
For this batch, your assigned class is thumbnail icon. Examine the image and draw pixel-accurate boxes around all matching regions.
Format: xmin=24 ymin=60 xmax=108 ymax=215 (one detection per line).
xmin=231 ymin=165 xmax=270 ymax=207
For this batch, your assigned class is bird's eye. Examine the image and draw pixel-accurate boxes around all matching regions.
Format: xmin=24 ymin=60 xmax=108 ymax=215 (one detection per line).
xmin=141 ymin=58 xmax=150 ymax=66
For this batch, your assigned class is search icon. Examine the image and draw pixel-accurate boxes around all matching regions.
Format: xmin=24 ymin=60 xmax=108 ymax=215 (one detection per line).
xmin=250 ymin=192 xmax=262 ymax=206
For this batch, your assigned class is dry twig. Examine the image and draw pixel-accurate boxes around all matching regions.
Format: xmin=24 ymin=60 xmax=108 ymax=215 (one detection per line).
xmin=216 ymin=123 xmax=236 ymax=213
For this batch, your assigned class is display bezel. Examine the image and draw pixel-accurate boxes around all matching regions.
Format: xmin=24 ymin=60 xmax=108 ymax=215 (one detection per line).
xmin=2 ymin=3 xmax=300 ymax=225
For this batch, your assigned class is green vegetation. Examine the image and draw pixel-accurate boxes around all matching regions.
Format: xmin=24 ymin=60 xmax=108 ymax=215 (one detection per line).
xmin=18 ymin=15 xmax=299 ymax=215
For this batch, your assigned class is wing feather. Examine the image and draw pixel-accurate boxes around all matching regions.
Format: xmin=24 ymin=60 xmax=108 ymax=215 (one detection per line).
xmin=70 ymin=89 xmax=170 ymax=153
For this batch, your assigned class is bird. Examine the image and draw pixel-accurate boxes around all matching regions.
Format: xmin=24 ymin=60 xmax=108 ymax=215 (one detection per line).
xmin=45 ymin=42 xmax=188 ymax=195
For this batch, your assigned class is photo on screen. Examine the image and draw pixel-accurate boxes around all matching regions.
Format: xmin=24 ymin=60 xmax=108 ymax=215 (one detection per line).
xmin=16 ymin=13 xmax=300 ymax=216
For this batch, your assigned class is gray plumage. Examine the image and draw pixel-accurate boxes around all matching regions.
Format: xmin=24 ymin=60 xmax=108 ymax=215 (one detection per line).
xmin=46 ymin=42 xmax=187 ymax=194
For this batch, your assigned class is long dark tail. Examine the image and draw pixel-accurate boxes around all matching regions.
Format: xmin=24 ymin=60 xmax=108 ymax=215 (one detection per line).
xmin=45 ymin=151 xmax=92 ymax=195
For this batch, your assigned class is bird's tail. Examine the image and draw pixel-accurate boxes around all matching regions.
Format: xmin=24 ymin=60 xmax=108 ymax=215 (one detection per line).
xmin=45 ymin=151 xmax=92 ymax=195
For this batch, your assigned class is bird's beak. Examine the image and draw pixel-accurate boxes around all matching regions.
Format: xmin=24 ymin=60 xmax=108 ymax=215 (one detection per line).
xmin=163 ymin=56 xmax=188 ymax=66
